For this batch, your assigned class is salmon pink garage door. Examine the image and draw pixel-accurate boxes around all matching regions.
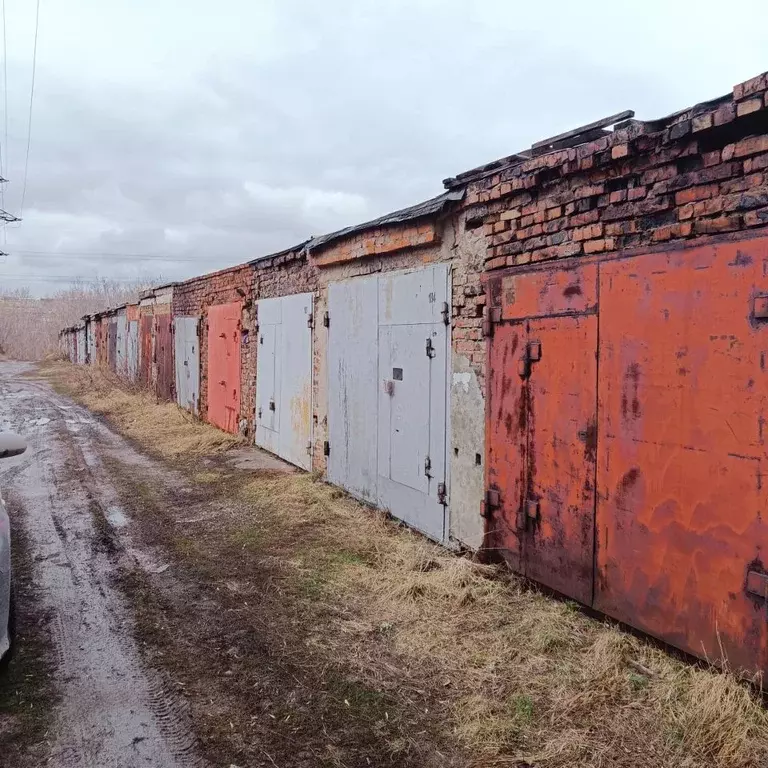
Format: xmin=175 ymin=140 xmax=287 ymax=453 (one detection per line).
xmin=207 ymin=302 xmax=241 ymax=434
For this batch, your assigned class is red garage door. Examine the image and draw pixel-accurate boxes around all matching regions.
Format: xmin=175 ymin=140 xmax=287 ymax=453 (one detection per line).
xmin=207 ymin=302 xmax=241 ymax=434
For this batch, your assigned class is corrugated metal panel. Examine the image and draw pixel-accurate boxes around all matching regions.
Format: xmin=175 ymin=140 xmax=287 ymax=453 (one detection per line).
xmin=126 ymin=320 xmax=139 ymax=381
xmin=154 ymin=314 xmax=175 ymax=402
xmin=139 ymin=315 xmax=153 ymax=388
xmin=255 ymin=293 xmax=313 ymax=470
xmin=207 ymin=302 xmax=241 ymax=433
xmin=328 ymin=265 xmax=450 ymax=540
xmin=174 ymin=316 xmax=200 ymax=414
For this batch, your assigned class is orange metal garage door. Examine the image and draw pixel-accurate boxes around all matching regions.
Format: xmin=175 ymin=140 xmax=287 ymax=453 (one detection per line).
xmin=207 ymin=302 xmax=241 ymax=434
xmin=596 ymin=237 xmax=768 ymax=675
xmin=486 ymin=235 xmax=768 ymax=677
xmin=486 ymin=263 xmax=598 ymax=605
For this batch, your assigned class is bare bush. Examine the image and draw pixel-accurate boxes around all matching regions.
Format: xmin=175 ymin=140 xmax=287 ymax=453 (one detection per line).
xmin=0 ymin=278 xmax=160 ymax=360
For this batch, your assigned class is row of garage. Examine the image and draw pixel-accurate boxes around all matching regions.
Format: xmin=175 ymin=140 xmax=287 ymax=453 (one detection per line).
xmin=61 ymin=70 xmax=768 ymax=679
xmin=62 ymin=196 xmax=488 ymax=553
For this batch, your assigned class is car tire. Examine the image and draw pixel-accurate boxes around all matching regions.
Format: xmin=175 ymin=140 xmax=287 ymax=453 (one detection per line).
xmin=0 ymin=580 xmax=16 ymax=672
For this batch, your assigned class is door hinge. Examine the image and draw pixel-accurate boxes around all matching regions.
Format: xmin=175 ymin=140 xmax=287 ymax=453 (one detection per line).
xmin=268 ymin=399 xmax=275 ymax=411
xmin=307 ymin=312 xmax=314 ymax=329
xmin=481 ymin=488 xmax=500 ymax=518
xmin=323 ymin=440 xmax=330 ymax=457
xmin=482 ymin=307 xmax=502 ymax=337
xmin=437 ymin=482 xmax=447 ymax=505
xmin=517 ymin=498 xmax=540 ymax=531
xmin=306 ymin=440 xmax=312 ymax=455
xmin=424 ymin=455 xmax=432 ymax=478
xmin=323 ymin=311 xmax=330 ymax=328
xmin=441 ymin=301 xmax=450 ymax=326
xmin=426 ymin=337 xmax=436 ymax=358
xmin=518 ymin=340 xmax=542 ymax=379
xmin=257 ymin=407 xmax=262 ymax=419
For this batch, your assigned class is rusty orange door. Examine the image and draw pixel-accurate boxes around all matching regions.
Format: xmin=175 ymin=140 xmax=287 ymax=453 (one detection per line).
xmin=207 ymin=302 xmax=241 ymax=434
xmin=596 ymin=237 xmax=768 ymax=675
xmin=486 ymin=264 xmax=598 ymax=603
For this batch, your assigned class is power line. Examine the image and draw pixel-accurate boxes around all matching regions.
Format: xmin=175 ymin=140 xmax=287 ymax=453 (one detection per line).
xmin=19 ymin=0 xmax=40 ymax=220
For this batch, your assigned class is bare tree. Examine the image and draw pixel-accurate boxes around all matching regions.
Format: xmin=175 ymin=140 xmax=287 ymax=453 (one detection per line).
xmin=0 ymin=278 xmax=160 ymax=360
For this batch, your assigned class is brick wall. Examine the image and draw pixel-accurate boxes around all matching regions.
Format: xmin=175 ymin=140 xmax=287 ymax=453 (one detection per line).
xmin=461 ymin=72 xmax=768 ymax=273
xmin=173 ymin=264 xmax=256 ymax=431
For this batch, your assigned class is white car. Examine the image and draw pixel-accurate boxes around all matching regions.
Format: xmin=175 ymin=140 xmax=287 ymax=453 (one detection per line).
xmin=0 ymin=433 xmax=27 ymax=671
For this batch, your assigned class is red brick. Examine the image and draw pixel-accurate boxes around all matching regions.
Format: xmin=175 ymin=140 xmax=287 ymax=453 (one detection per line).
xmin=609 ymin=190 xmax=628 ymax=204
xmin=744 ymin=153 xmax=768 ymax=173
xmin=573 ymin=183 xmax=605 ymax=199
xmin=573 ymin=223 xmax=604 ymax=241
xmin=569 ymin=209 xmax=600 ymax=227
xmin=692 ymin=113 xmax=713 ymax=132
xmin=492 ymin=220 xmax=509 ymax=234
xmin=722 ymin=143 xmax=736 ymax=161
xmin=702 ymin=150 xmax=721 ymax=167
xmin=713 ymin=102 xmax=736 ymax=126
xmin=693 ymin=215 xmax=742 ymax=235
xmin=678 ymin=203 xmax=694 ymax=220
xmin=500 ymin=209 xmax=522 ymax=221
xmin=516 ymin=224 xmax=543 ymax=240
xmin=641 ymin=165 xmax=677 ymax=185
xmin=737 ymin=98 xmax=763 ymax=118
xmin=583 ymin=238 xmax=616 ymax=254
xmin=546 ymin=206 xmax=562 ymax=220
xmin=734 ymin=73 xmax=768 ymax=101
xmin=674 ymin=184 xmax=720 ymax=205
xmin=627 ymin=186 xmax=647 ymax=201
xmin=611 ymin=143 xmax=629 ymax=159
xmin=486 ymin=255 xmax=506 ymax=270
xmin=734 ymin=136 xmax=768 ymax=158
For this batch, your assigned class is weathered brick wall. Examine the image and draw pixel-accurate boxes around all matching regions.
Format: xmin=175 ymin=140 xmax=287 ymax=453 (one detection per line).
xmin=173 ymin=264 xmax=256 ymax=431
xmin=462 ymin=72 xmax=768 ymax=272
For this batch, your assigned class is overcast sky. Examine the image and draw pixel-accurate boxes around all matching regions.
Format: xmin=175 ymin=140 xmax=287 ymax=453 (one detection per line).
xmin=0 ymin=0 xmax=766 ymax=295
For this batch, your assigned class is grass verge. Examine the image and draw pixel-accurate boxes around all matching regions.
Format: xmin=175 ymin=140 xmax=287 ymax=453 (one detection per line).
xmin=38 ymin=360 xmax=768 ymax=768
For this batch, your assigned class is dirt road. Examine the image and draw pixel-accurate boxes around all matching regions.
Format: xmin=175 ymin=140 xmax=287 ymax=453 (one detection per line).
xmin=0 ymin=361 xmax=205 ymax=768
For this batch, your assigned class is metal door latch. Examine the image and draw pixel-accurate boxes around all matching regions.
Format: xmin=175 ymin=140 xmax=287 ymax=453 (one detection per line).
xmin=268 ymin=399 xmax=275 ymax=411
xmin=518 ymin=340 xmax=542 ymax=379
xmin=426 ymin=337 xmax=436 ymax=358
xmin=515 ymin=499 xmax=540 ymax=531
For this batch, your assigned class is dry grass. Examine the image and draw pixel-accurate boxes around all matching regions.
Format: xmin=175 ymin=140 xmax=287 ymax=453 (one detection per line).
xmin=43 ymin=360 xmax=768 ymax=767
xmin=36 ymin=360 xmax=241 ymax=459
